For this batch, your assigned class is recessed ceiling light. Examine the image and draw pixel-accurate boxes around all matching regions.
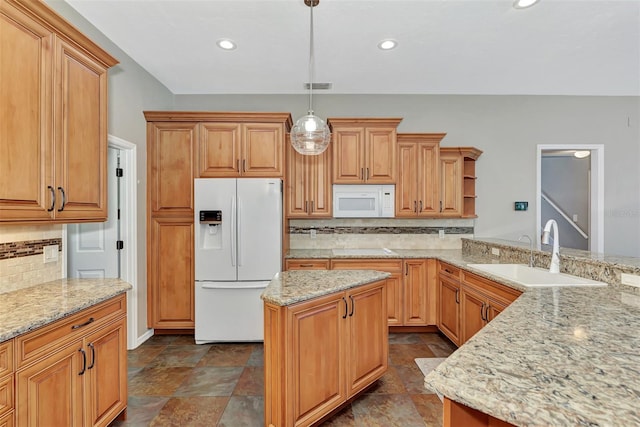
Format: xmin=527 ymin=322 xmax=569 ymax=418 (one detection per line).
xmin=377 ymin=39 xmax=398 ymax=50
xmin=513 ymin=0 xmax=540 ymax=9
xmin=216 ymin=39 xmax=236 ymax=50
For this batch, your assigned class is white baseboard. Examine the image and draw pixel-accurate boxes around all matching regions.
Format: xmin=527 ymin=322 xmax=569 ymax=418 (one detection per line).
xmin=132 ymin=329 xmax=155 ymax=349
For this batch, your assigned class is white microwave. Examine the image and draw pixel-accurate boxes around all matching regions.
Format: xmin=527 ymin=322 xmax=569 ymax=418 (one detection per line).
xmin=333 ymin=185 xmax=395 ymax=218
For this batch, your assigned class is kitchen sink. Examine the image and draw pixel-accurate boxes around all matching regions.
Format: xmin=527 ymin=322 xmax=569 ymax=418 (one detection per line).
xmin=467 ymin=264 xmax=607 ymax=287
xmin=331 ymin=248 xmax=398 ymax=257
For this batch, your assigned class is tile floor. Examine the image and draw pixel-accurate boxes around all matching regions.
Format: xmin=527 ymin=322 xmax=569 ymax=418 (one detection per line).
xmin=109 ymin=332 xmax=457 ymax=427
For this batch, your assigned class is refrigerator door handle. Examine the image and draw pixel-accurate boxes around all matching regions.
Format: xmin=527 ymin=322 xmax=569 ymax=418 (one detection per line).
xmin=237 ymin=196 xmax=242 ymax=266
xmin=230 ymin=196 xmax=236 ymax=266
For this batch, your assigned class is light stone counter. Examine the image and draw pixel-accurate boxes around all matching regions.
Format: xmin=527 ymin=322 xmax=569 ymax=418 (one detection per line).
xmin=0 ymin=278 xmax=132 ymax=342
xmin=425 ymin=286 xmax=640 ymax=426
xmin=261 ymin=270 xmax=390 ymax=306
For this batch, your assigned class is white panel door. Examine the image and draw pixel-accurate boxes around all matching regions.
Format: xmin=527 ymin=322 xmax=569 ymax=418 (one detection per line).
xmin=237 ymin=179 xmax=282 ymax=281
xmin=67 ymin=147 xmax=119 ymax=278
xmin=194 ymin=178 xmax=237 ymax=281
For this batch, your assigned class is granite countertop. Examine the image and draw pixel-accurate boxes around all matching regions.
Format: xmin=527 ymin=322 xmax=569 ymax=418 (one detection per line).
xmin=425 ymin=285 xmax=640 ymax=426
xmin=0 ymin=278 xmax=132 ymax=342
xmin=261 ymin=270 xmax=391 ymax=306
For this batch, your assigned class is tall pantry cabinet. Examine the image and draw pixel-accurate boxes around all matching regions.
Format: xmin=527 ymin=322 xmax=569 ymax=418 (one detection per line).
xmin=0 ymin=0 xmax=118 ymax=223
xmin=145 ymin=112 xmax=292 ymax=331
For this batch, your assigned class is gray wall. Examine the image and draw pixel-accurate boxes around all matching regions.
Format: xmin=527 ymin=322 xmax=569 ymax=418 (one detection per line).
xmin=175 ymin=94 xmax=640 ymax=257
xmin=46 ymin=1 xmax=174 ymax=340
xmin=541 ymin=156 xmax=590 ymax=250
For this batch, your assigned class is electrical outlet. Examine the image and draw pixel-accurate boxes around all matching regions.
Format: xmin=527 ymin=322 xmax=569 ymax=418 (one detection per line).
xmin=43 ymin=244 xmax=59 ymax=263
xmin=621 ymin=273 xmax=640 ymax=288
xmin=439 ymin=229 xmax=445 ymax=239
xmin=491 ymin=248 xmax=500 ymax=256
xmin=310 ymin=229 xmax=317 ymax=239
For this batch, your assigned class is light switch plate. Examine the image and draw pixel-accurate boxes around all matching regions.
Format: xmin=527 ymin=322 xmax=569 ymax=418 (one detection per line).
xmin=491 ymin=248 xmax=500 ymax=256
xmin=439 ymin=229 xmax=445 ymax=239
xmin=43 ymin=244 xmax=59 ymax=263
xmin=310 ymin=229 xmax=317 ymax=239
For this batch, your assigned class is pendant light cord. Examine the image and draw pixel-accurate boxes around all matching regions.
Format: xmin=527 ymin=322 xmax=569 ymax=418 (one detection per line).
xmin=308 ymin=1 xmax=314 ymax=114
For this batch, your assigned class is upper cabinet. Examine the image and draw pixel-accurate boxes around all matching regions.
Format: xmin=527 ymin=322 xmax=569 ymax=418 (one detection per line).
xmin=0 ymin=0 xmax=117 ymax=223
xmin=440 ymin=147 xmax=482 ymax=218
xmin=396 ymin=133 xmax=444 ymax=217
xmin=285 ymin=138 xmax=332 ymax=218
xmin=328 ymin=118 xmax=402 ymax=184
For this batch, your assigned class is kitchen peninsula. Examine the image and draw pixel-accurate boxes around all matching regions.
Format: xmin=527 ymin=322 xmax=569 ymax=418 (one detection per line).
xmin=262 ymin=270 xmax=390 ymax=427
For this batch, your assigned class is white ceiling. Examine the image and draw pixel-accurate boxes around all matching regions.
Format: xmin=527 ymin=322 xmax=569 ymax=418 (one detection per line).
xmin=63 ymin=0 xmax=640 ymax=96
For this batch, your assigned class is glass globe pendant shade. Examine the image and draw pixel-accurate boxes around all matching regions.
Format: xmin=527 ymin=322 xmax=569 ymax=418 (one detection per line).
xmin=290 ymin=113 xmax=331 ymax=155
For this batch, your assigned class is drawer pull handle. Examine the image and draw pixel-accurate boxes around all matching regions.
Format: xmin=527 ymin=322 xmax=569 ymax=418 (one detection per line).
xmin=57 ymin=187 xmax=66 ymax=212
xmin=71 ymin=317 xmax=95 ymax=330
xmin=79 ymin=348 xmax=87 ymax=375
xmin=47 ymin=186 xmax=56 ymax=212
xmin=444 ymin=269 xmax=453 ymax=274
xmin=480 ymin=303 xmax=487 ymax=321
xmin=455 ymin=289 xmax=460 ymax=304
xmin=342 ymin=297 xmax=348 ymax=319
xmin=349 ymin=295 xmax=355 ymax=317
xmin=419 ymin=200 xmax=423 ymax=213
xmin=87 ymin=343 xmax=96 ymax=369
xmin=299 ymin=264 xmax=313 ymax=267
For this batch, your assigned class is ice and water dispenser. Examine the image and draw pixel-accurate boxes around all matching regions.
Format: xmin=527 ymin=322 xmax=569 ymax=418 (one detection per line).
xmin=198 ymin=210 xmax=223 ymax=249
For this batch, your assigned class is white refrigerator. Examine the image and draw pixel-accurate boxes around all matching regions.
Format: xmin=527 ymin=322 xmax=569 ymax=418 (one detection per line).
xmin=194 ymin=178 xmax=282 ymax=344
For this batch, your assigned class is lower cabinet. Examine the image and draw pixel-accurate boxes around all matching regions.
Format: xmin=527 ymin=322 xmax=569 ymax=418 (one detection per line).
xmin=14 ymin=295 xmax=127 ymax=427
xmin=264 ymin=280 xmax=387 ymax=427
xmin=437 ymin=262 xmax=462 ymax=346
xmin=284 ymin=259 xmax=330 ymax=270
xmin=403 ymin=259 xmax=435 ymax=325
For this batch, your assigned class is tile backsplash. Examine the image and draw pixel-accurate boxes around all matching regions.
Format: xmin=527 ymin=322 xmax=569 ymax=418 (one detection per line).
xmin=0 ymin=225 xmax=63 ymax=292
xmin=289 ymin=218 xmax=474 ymax=250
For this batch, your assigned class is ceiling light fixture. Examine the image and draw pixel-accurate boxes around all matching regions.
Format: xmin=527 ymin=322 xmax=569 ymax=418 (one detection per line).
xmin=574 ymin=150 xmax=591 ymax=159
xmin=216 ymin=39 xmax=236 ymax=50
xmin=513 ymin=0 xmax=541 ymax=9
xmin=290 ymin=0 xmax=331 ymax=156
xmin=378 ymin=39 xmax=398 ymax=50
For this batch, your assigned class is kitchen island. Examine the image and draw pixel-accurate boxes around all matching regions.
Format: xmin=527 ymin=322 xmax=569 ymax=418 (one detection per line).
xmin=262 ymin=270 xmax=390 ymax=427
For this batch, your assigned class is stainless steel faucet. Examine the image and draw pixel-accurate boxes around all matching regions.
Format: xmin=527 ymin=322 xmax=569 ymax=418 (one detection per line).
xmin=518 ymin=234 xmax=534 ymax=267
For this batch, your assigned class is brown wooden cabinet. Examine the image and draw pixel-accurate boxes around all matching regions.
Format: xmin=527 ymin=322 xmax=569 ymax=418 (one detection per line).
xmin=331 ymin=259 xmax=403 ymax=326
xmin=285 ymin=141 xmax=332 ymax=217
xmin=460 ymin=270 xmax=521 ymax=344
xmin=0 ymin=340 xmax=14 ymax=427
xmin=14 ymin=294 xmax=127 ymax=427
xmin=396 ymin=134 xmax=444 ymax=217
xmin=439 ymin=147 xmax=482 ymax=218
xmin=402 ymin=259 xmax=434 ymax=325
xmin=0 ymin=0 xmax=117 ymax=223
xmin=145 ymin=119 xmax=197 ymax=330
xmin=264 ymin=279 xmax=387 ymax=427
xmin=437 ymin=262 xmax=462 ymax=346
xmin=328 ymin=118 xmax=402 ymax=184
xmin=284 ymin=259 xmax=330 ymax=270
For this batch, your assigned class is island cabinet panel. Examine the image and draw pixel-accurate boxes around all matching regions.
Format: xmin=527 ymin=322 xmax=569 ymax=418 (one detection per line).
xmin=0 ymin=0 xmax=116 ymax=223
xmin=330 ymin=259 xmax=403 ymax=326
xmin=264 ymin=279 xmax=387 ymax=427
xmin=444 ymin=398 xmax=515 ymax=427
xmin=437 ymin=262 xmax=461 ymax=346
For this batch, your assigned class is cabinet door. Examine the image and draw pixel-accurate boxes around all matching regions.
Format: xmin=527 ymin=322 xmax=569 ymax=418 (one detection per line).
xmin=403 ymin=260 xmax=429 ymax=325
xmin=396 ymin=143 xmax=418 ymax=217
xmin=437 ymin=275 xmax=460 ymax=346
xmin=486 ymin=298 xmax=509 ymax=322
xmin=347 ymin=281 xmax=387 ymax=396
xmin=285 ymin=144 xmax=308 ymax=217
xmin=365 ymin=127 xmax=396 ymax=183
xmin=385 ymin=272 xmax=403 ymax=326
xmin=16 ymin=342 xmax=84 ymax=427
xmin=417 ymin=142 xmax=440 ymax=216
xmin=148 ymin=122 xmax=196 ymax=214
xmin=289 ymin=293 xmax=346 ymax=426
xmin=440 ymin=151 xmax=462 ymax=217
xmin=198 ymin=122 xmax=241 ymax=177
xmin=85 ymin=318 xmax=127 ymax=427
xmin=242 ymin=123 xmax=283 ymax=177
xmin=148 ymin=217 xmax=195 ymax=329
xmin=332 ymin=128 xmax=365 ymax=183
xmin=53 ymin=39 xmax=108 ymax=221
xmin=0 ymin=5 xmax=53 ymax=221
xmin=460 ymin=286 xmax=486 ymax=345
xmin=307 ymin=148 xmax=332 ymax=216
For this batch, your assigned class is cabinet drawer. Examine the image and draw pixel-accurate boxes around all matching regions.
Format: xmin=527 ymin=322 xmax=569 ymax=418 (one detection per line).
xmin=0 ymin=341 xmax=13 ymax=379
xmin=438 ymin=262 xmax=460 ymax=279
xmin=15 ymin=294 xmax=125 ymax=368
xmin=285 ymin=259 xmax=330 ymax=270
xmin=331 ymin=259 xmax=403 ymax=273
xmin=0 ymin=375 xmax=13 ymax=418
xmin=461 ymin=271 xmax=521 ymax=304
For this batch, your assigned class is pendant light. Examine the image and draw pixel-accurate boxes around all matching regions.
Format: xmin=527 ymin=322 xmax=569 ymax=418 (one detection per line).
xmin=290 ymin=0 xmax=331 ymax=155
